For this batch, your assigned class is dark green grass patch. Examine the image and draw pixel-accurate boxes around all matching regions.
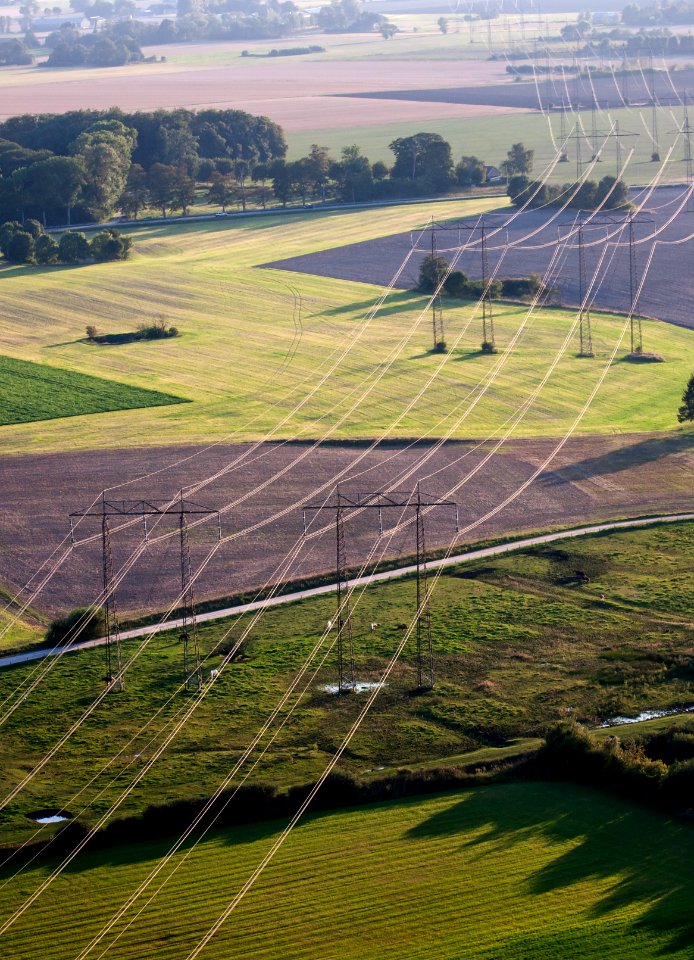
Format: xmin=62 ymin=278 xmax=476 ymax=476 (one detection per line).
xmin=0 ymin=355 xmax=186 ymax=426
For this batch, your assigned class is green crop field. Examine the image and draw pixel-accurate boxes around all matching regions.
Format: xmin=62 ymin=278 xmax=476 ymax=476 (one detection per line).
xmin=0 ymin=355 xmax=185 ymax=426
xmin=1 ymin=521 xmax=692 ymax=847
xmin=287 ymin=105 xmax=692 ymax=184
xmin=1 ymin=781 xmax=693 ymax=960
xmin=0 ymin=200 xmax=692 ymax=456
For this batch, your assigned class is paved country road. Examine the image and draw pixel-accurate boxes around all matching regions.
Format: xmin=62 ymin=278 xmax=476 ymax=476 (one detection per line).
xmin=1 ymin=512 xmax=692 ymax=671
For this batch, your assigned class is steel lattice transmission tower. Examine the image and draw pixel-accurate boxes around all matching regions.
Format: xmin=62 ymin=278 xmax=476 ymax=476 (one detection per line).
xmin=101 ymin=510 xmax=124 ymax=691
xmin=303 ymin=485 xmax=458 ymax=691
xmin=70 ymin=496 xmax=220 ymax=691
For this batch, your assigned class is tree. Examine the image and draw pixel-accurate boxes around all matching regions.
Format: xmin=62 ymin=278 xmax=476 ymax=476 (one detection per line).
xmin=305 ymin=144 xmax=332 ymax=201
xmin=380 ymin=21 xmax=396 ymax=38
xmin=332 ymin=144 xmax=373 ymax=203
xmin=91 ymin=228 xmax=131 ymax=261
xmin=16 ymin=156 xmax=85 ymax=225
xmin=270 ymin=159 xmax=292 ymax=206
xmin=72 ymin=120 xmax=137 ymax=220
xmin=437 ymin=15 xmax=448 ymax=33
xmin=119 ymin=163 xmax=148 ymax=219
xmin=677 ymin=373 xmax=694 ymax=422
xmin=147 ymin=163 xmax=178 ymax=217
xmin=455 ymin=155 xmax=485 ymax=188
xmin=501 ymin=142 xmax=534 ymax=177
xmin=372 ymin=160 xmax=389 ymax=180
xmin=172 ymin=165 xmax=195 ymax=214
xmin=418 ymin=254 xmax=450 ymax=292
xmin=389 ymin=133 xmax=455 ymax=192
xmin=595 ymin=175 xmax=629 ymax=209
xmin=207 ymin=172 xmax=234 ymax=212
xmin=58 ymin=230 xmax=90 ymax=262
xmin=34 ymin=233 xmax=59 ymax=264
xmin=5 ymin=229 xmax=34 ymax=263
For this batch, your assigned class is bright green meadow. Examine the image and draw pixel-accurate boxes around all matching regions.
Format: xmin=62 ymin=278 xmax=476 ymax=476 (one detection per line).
xmin=2 ymin=781 xmax=694 ymax=960
xmin=0 ymin=199 xmax=692 ymax=455
xmin=0 ymin=355 xmax=185 ymax=426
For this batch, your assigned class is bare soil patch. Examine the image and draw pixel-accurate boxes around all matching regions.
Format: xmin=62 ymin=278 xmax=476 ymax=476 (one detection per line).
xmin=264 ymin=186 xmax=694 ymax=330
xmin=1 ymin=432 xmax=692 ymax=620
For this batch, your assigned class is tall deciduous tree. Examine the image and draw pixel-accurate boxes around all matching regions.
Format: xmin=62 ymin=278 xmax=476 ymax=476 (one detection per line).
xmin=72 ymin=120 xmax=137 ymax=220
xmin=147 ymin=163 xmax=178 ymax=217
xmin=501 ymin=142 xmax=534 ymax=177
xmin=119 ymin=163 xmax=148 ymax=219
xmin=389 ymin=133 xmax=455 ymax=191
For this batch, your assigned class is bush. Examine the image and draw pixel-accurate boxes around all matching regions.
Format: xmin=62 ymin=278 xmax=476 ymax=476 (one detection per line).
xmin=45 ymin=608 xmax=106 ymax=647
xmin=0 ymin=220 xmax=22 ymax=257
xmin=418 ymin=254 xmax=450 ymax=292
xmin=58 ymin=231 xmax=91 ymax=263
xmin=24 ymin=218 xmax=44 ymax=239
xmin=136 ymin=319 xmax=177 ymax=339
xmin=90 ymin=229 xmax=132 ymax=262
xmin=34 ymin=234 xmax=59 ymax=264
xmin=5 ymin=230 xmax=35 ymax=264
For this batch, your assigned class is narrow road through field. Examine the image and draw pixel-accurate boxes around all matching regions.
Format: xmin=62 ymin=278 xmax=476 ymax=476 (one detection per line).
xmin=1 ymin=512 xmax=692 ymax=670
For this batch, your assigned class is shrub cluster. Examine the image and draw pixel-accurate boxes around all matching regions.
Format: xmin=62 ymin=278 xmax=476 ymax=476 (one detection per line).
xmin=0 ymin=221 xmax=131 ymax=265
xmin=537 ymin=720 xmax=694 ymax=815
xmin=418 ymin=254 xmax=543 ymax=301
xmin=45 ymin=608 xmax=106 ymax=647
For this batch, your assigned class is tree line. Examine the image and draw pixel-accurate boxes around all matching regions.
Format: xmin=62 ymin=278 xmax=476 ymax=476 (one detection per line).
xmin=508 ymin=174 xmax=630 ymax=211
xmin=0 ymin=220 xmax=131 ymax=264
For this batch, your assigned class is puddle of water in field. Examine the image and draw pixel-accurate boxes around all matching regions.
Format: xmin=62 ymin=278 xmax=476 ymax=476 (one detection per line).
xmin=323 ymin=682 xmax=386 ymax=695
xmin=31 ymin=812 xmax=71 ymax=825
xmin=599 ymin=705 xmax=694 ymax=728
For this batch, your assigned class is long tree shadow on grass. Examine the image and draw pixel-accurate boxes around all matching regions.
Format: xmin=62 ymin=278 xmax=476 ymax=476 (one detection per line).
xmin=539 ymin=433 xmax=694 ymax=487
xmin=407 ymin=780 xmax=694 ymax=957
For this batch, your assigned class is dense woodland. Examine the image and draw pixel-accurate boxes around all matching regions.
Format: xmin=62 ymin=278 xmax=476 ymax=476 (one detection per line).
xmin=0 ymin=108 xmax=287 ymax=223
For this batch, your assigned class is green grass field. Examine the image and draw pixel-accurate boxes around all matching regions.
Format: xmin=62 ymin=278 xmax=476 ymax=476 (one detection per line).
xmin=0 ymin=521 xmax=691 ymax=847
xmin=0 ymin=199 xmax=692 ymax=455
xmin=0 ymin=355 xmax=185 ymax=426
xmin=287 ymin=105 xmax=692 ymax=184
xmin=1 ymin=781 xmax=693 ymax=960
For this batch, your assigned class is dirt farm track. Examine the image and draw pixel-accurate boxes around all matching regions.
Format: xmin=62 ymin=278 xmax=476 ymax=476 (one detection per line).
xmin=1 ymin=433 xmax=692 ymax=619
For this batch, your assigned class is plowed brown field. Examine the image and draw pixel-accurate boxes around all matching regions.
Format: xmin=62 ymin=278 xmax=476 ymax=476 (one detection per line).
xmin=2 ymin=432 xmax=692 ymax=619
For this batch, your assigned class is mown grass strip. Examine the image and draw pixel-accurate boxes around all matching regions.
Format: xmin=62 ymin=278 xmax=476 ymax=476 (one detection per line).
xmin=0 ymin=355 xmax=186 ymax=426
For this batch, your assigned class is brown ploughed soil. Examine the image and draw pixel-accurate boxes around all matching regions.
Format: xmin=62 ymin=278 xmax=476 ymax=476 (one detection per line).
xmin=1 ymin=432 xmax=692 ymax=620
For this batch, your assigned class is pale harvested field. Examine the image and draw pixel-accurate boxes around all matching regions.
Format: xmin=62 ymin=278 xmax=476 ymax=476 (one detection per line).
xmin=0 ymin=53 xmax=519 ymax=128
xmin=1 ymin=433 xmax=692 ymax=619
